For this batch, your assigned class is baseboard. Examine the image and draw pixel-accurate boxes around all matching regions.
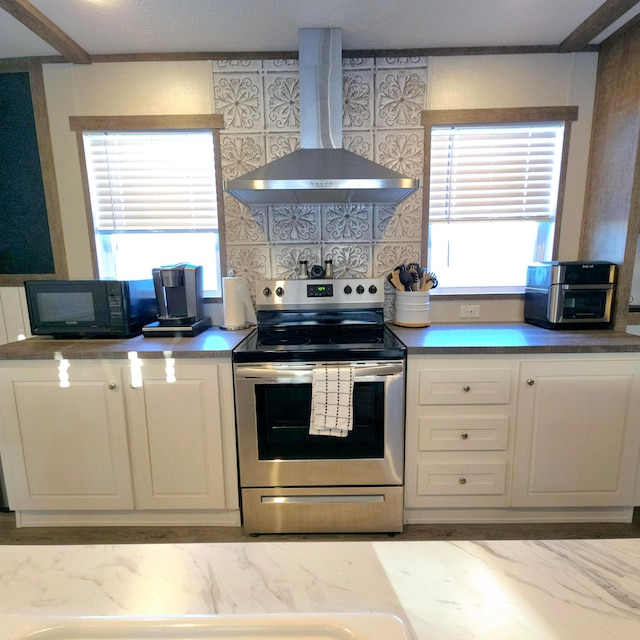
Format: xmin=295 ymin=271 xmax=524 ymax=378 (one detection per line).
xmin=404 ymin=506 xmax=635 ymax=524
xmin=14 ymin=509 xmax=241 ymax=528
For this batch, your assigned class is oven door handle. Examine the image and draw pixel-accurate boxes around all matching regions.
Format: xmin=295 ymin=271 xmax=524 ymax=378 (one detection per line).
xmin=235 ymin=362 xmax=404 ymax=380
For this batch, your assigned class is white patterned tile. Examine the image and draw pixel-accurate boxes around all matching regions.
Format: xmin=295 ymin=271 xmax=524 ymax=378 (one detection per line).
xmin=375 ymin=56 xmax=429 ymax=70
xmin=373 ymin=194 xmax=424 ymax=241
xmin=213 ymin=72 xmax=264 ymax=131
xmin=216 ymin=55 xmax=430 ymax=284
xmin=212 ymin=59 xmax=262 ymax=72
xmin=264 ymin=73 xmax=299 ymax=131
xmin=263 ymin=58 xmax=299 ymax=72
xmin=272 ymin=244 xmax=322 ymax=279
xmin=219 ymin=133 xmax=265 ymax=180
xmin=374 ymin=130 xmax=424 ymax=179
xmin=374 ymin=67 xmax=427 ymax=128
xmin=343 ymin=69 xmax=373 ymax=130
xmin=223 ymin=197 xmax=267 ymax=245
xmin=321 ymin=204 xmax=373 ymax=242
xmin=343 ymin=132 xmax=373 ymax=159
xmin=268 ymin=205 xmax=321 ymax=243
xmin=344 ymin=57 xmax=374 ymax=70
xmin=226 ymin=244 xmax=271 ymax=293
xmin=372 ymin=242 xmax=422 ymax=277
xmin=266 ymin=132 xmax=300 ymax=162
xmin=322 ymin=244 xmax=372 ymax=278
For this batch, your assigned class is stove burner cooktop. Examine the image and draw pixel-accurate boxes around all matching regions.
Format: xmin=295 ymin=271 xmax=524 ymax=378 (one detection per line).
xmin=232 ymin=277 xmax=406 ymax=363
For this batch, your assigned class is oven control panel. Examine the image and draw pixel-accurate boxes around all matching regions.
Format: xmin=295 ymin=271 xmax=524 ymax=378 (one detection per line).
xmin=256 ymin=278 xmax=385 ymax=308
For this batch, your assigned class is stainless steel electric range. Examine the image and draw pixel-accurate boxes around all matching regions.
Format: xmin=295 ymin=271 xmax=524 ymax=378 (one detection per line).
xmin=232 ymin=278 xmax=406 ymax=534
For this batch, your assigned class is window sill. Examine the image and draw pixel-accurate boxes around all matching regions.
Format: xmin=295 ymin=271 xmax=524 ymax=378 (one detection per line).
xmin=430 ymin=289 xmax=524 ymax=301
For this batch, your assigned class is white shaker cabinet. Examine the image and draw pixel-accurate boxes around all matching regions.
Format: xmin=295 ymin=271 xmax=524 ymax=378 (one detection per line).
xmin=125 ymin=360 xmax=234 ymax=510
xmin=0 ymin=362 xmax=133 ymax=511
xmin=0 ymin=358 xmax=239 ymax=524
xmin=512 ymin=358 xmax=640 ymax=507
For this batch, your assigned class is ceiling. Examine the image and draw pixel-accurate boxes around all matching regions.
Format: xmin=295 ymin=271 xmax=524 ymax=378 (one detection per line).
xmin=1 ymin=0 xmax=640 ymax=64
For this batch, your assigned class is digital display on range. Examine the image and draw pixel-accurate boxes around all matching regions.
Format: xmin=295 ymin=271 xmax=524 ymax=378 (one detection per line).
xmin=307 ymin=284 xmax=334 ymax=297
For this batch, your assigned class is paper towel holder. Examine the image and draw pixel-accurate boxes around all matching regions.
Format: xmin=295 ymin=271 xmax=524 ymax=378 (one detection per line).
xmin=220 ymin=271 xmax=257 ymax=331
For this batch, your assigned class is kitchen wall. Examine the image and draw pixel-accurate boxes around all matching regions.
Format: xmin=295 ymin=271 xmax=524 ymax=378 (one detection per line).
xmin=31 ymin=52 xmax=597 ymax=327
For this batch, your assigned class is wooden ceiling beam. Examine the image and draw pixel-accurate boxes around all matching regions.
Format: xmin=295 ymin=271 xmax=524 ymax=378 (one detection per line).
xmin=0 ymin=0 xmax=90 ymax=64
xmin=559 ymin=0 xmax=640 ymax=52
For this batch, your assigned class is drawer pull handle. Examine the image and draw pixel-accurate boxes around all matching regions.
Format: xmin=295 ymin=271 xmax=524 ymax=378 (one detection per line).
xmin=527 ymin=378 xmax=535 ymax=386
xmin=459 ymin=477 xmax=467 ymax=485
xmin=462 ymin=385 xmax=471 ymax=392
xmin=460 ymin=432 xmax=469 ymax=440
xmin=108 ymin=382 xmax=117 ymax=390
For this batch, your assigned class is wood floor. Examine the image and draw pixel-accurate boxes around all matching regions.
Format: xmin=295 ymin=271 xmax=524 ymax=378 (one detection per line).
xmin=1 ymin=510 xmax=640 ymax=544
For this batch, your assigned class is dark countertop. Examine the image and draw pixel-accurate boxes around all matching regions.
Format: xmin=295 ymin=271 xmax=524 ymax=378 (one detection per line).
xmin=1 ymin=323 xmax=640 ymax=360
xmin=389 ymin=322 xmax=640 ymax=354
xmin=0 ymin=326 xmax=254 ymax=361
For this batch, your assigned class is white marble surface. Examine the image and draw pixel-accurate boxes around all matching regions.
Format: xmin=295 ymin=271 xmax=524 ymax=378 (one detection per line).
xmin=1 ymin=539 xmax=640 ymax=639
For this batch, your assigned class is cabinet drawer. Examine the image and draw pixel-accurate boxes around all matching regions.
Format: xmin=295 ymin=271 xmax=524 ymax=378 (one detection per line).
xmin=416 ymin=462 xmax=507 ymax=496
xmin=418 ymin=369 xmax=512 ymax=405
xmin=418 ymin=415 xmax=509 ymax=451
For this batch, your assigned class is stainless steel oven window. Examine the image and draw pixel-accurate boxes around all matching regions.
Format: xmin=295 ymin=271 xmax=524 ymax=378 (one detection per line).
xmin=255 ymin=380 xmax=384 ymax=460
xmin=234 ymin=361 xmax=405 ymax=488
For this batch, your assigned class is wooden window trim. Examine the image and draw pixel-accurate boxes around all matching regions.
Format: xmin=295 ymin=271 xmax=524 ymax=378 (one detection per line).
xmin=69 ymin=114 xmax=227 ymax=300
xmin=421 ymin=106 xmax=579 ymax=263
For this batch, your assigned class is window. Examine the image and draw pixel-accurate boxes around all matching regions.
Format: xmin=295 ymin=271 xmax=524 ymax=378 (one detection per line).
xmin=70 ymin=115 xmax=226 ymax=299
xmin=423 ymin=107 xmax=578 ymax=293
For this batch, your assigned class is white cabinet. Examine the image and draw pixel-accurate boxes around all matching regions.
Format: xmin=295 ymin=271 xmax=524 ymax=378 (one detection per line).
xmin=405 ymin=353 xmax=640 ymax=522
xmin=0 ymin=358 xmax=239 ymax=522
xmin=405 ymin=357 xmax=517 ymax=510
xmin=0 ymin=363 xmax=133 ymax=511
xmin=125 ymin=361 xmax=230 ymax=510
xmin=512 ymin=358 xmax=640 ymax=507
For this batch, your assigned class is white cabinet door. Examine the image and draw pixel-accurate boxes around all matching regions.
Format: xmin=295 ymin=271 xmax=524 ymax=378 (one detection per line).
xmin=125 ymin=361 xmax=228 ymax=510
xmin=0 ymin=363 xmax=133 ymax=510
xmin=513 ymin=359 xmax=640 ymax=507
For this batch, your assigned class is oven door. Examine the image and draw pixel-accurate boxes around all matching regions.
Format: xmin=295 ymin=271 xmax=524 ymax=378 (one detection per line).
xmin=549 ymin=283 xmax=614 ymax=324
xmin=234 ymin=360 xmax=405 ymax=488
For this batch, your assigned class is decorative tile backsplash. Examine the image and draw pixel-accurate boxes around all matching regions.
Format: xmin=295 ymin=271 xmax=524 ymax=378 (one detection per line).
xmin=213 ymin=56 xmax=427 ymax=299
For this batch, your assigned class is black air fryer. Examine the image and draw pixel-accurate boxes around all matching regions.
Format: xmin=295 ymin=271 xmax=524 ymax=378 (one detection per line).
xmin=524 ymin=261 xmax=616 ymax=329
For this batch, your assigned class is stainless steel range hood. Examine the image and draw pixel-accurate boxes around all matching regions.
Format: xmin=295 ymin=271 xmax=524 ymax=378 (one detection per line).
xmin=224 ymin=28 xmax=419 ymax=206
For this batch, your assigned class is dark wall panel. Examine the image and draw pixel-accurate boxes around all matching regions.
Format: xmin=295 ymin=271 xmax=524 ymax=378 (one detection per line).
xmin=0 ymin=72 xmax=55 ymax=274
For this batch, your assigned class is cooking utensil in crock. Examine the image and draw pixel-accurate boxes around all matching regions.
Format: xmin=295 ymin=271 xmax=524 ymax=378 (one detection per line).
xmin=398 ymin=266 xmax=414 ymax=291
xmin=387 ymin=270 xmax=404 ymax=292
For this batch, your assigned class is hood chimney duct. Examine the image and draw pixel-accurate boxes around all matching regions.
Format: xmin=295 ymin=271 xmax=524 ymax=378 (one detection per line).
xmin=224 ymin=28 xmax=419 ymax=206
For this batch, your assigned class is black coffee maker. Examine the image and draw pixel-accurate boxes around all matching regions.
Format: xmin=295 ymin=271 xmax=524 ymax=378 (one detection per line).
xmin=142 ymin=263 xmax=211 ymax=337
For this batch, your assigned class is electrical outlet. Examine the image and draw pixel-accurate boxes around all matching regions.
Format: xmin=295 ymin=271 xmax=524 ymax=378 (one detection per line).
xmin=460 ymin=304 xmax=480 ymax=319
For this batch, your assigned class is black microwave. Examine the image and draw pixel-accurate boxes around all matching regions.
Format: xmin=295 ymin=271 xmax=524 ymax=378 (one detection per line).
xmin=24 ymin=279 xmax=158 ymax=338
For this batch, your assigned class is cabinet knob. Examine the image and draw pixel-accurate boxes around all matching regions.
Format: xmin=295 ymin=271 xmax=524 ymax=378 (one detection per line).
xmin=527 ymin=378 xmax=535 ymax=386
xmin=108 ymin=382 xmax=117 ymax=390
xmin=460 ymin=432 xmax=469 ymax=440
xmin=462 ymin=385 xmax=471 ymax=392
xmin=459 ymin=477 xmax=467 ymax=485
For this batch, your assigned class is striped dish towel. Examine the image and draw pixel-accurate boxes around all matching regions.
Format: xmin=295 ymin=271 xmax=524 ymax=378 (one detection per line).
xmin=309 ymin=366 xmax=355 ymax=437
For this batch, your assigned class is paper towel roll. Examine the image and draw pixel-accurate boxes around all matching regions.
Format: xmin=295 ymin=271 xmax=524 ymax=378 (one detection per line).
xmin=222 ymin=276 xmax=256 ymax=329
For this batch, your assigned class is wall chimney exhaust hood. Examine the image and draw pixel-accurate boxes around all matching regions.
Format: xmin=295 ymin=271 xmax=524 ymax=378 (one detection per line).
xmin=224 ymin=28 xmax=419 ymax=207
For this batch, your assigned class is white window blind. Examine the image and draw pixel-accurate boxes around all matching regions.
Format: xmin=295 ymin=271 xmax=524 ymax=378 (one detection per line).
xmin=429 ymin=124 xmax=564 ymax=223
xmin=83 ymin=131 xmax=219 ymax=232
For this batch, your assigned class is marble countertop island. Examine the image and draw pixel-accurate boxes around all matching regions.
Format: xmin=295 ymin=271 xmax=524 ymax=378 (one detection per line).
xmin=2 ymin=539 xmax=640 ymax=639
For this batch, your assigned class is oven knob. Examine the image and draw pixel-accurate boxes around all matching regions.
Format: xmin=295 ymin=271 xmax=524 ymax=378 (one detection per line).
xmin=275 ymin=287 xmax=284 ymax=297
xmin=369 ymin=285 xmax=377 ymax=295
xmin=343 ymin=285 xmax=352 ymax=294
xmin=356 ymin=285 xmax=365 ymax=294
xmin=262 ymin=287 xmax=272 ymax=297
